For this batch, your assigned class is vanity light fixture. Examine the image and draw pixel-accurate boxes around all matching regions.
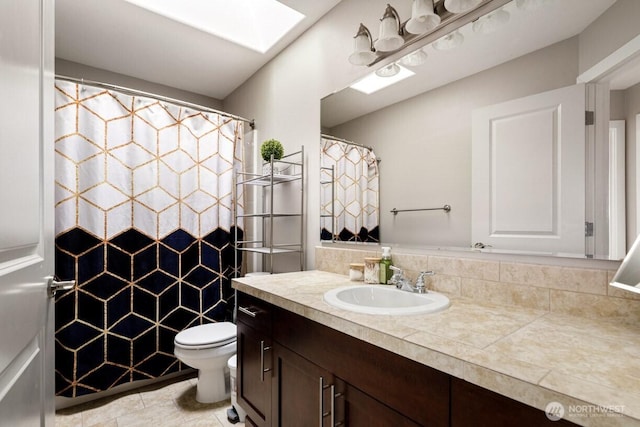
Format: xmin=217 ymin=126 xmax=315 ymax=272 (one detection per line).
xmin=400 ymin=47 xmax=428 ymax=67
xmin=375 ymin=62 xmax=401 ymax=77
xmin=444 ymin=0 xmax=483 ymax=13
xmin=350 ymin=64 xmax=415 ymax=94
xmin=515 ymin=0 xmax=550 ymax=10
xmin=472 ymin=7 xmax=510 ymax=34
xmin=432 ymin=30 xmax=464 ymax=50
xmin=347 ymin=0 xmax=500 ymax=82
xmin=374 ymin=4 xmax=404 ymax=52
xmin=405 ymin=0 xmax=440 ymax=35
xmin=349 ymin=23 xmax=377 ymax=65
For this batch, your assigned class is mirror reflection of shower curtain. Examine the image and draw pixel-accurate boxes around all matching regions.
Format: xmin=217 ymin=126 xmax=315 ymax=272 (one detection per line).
xmin=53 ymin=80 xmax=244 ymax=397
xmin=321 ymin=137 xmax=379 ymax=242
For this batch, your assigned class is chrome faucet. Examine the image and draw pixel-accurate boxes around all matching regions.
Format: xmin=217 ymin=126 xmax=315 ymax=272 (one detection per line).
xmin=388 ymin=265 xmax=408 ymax=289
xmin=389 ymin=266 xmax=434 ymax=294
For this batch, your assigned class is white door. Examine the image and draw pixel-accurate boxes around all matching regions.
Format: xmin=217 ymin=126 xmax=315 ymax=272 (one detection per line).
xmin=472 ymin=84 xmax=585 ymax=254
xmin=0 ymin=0 xmax=56 ymax=425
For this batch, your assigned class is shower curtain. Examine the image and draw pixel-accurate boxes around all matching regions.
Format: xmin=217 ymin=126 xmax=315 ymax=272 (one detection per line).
xmin=53 ymin=80 xmax=244 ymax=397
xmin=320 ymin=137 xmax=379 ymax=242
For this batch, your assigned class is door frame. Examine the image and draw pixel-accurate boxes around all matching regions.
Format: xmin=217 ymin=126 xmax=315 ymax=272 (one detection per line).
xmin=0 ymin=0 xmax=55 ymax=424
xmin=42 ymin=0 xmax=56 ymax=421
xmin=578 ymin=33 xmax=640 ymax=256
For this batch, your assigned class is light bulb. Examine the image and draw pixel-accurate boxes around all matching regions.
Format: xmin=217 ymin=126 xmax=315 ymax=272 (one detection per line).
xmin=375 ymin=63 xmax=401 ymax=77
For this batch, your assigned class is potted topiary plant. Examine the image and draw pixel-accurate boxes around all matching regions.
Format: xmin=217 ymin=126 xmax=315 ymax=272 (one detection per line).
xmin=260 ymin=139 xmax=284 ymax=175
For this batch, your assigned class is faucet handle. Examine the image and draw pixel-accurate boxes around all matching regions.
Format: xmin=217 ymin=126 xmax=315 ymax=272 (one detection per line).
xmin=388 ymin=266 xmax=405 ymax=288
xmin=415 ymin=271 xmax=435 ymax=291
xmin=416 ymin=270 xmax=434 ymax=281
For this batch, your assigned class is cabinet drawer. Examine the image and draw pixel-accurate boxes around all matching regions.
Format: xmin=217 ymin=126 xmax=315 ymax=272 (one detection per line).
xmin=237 ymin=292 xmax=272 ymax=334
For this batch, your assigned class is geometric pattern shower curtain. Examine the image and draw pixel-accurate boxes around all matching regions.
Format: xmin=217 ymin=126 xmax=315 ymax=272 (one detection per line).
xmin=53 ymin=80 xmax=244 ymax=397
xmin=320 ymin=136 xmax=379 ymax=242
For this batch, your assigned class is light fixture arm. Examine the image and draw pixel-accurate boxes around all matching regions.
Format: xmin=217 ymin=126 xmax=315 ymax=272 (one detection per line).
xmin=381 ymin=4 xmax=403 ymax=36
xmin=355 ymin=23 xmax=375 ymax=53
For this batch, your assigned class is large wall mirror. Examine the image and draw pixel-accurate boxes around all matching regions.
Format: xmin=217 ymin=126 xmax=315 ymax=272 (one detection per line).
xmin=321 ymin=0 xmax=640 ymax=261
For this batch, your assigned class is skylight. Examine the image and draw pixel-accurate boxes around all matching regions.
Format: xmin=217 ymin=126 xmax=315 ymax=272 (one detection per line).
xmin=350 ymin=65 xmax=415 ymax=95
xmin=123 ymin=0 xmax=305 ymax=54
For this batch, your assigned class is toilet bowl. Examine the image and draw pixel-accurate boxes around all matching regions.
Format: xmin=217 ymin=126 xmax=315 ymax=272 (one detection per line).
xmin=174 ymin=322 xmax=237 ymax=403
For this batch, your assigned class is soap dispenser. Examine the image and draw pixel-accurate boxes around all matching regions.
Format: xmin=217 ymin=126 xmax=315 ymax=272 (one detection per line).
xmin=379 ymin=247 xmax=393 ymax=284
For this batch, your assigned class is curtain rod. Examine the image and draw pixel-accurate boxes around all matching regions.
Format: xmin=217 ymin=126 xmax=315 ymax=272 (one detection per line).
xmin=55 ymin=75 xmax=255 ymax=129
xmin=321 ymin=133 xmax=373 ymax=151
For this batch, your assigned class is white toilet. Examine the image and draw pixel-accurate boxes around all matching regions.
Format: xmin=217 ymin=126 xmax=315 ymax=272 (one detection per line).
xmin=174 ymin=322 xmax=237 ymax=403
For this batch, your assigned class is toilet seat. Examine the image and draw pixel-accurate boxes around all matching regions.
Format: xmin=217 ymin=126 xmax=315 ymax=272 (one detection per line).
xmin=174 ymin=322 xmax=237 ymax=350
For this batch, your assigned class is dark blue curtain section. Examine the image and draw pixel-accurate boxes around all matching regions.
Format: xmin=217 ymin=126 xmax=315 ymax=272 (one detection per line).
xmin=321 ymin=226 xmax=379 ymax=243
xmin=54 ymin=226 xmax=242 ymax=397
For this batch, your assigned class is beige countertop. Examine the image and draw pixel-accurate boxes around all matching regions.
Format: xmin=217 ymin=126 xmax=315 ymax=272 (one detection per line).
xmin=232 ymin=270 xmax=640 ymax=427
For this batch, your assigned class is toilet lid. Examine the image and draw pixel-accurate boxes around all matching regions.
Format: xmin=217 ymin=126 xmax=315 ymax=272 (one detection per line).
xmin=174 ymin=322 xmax=237 ymax=348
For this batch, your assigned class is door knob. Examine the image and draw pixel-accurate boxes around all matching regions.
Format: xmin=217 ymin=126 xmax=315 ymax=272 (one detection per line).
xmin=47 ymin=276 xmax=75 ymax=297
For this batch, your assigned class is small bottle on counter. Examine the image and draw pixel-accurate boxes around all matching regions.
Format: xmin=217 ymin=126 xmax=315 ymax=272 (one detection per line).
xmin=379 ymin=247 xmax=393 ymax=284
xmin=349 ymin=263 xmax=365 ymax=281
xmin=364 ymin=257 xmax=381 ymax=283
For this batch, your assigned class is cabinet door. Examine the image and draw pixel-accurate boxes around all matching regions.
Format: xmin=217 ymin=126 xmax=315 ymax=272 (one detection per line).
xmin=336 ymin=378 xmax=421 ymax=427
xmin=273 ymin=343 xmax=337 ymax=427
xmin=244 ymin=416 xmax=260 ymax=427
xmin=238 ymin=321 xmax=272 ymax=426
xmin=451 ymin=378 xmax=577 ymax=426
xmin=274 ymin=305 xmax=450 ymax=426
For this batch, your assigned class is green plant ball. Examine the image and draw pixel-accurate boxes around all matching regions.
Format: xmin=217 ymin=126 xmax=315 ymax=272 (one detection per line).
xmin=261 ymin=139 xmax=284 ymax=161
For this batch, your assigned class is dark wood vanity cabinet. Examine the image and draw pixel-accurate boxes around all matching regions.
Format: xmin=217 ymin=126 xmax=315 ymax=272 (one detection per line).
xmin=451 ymin=378 xmax=577 ymax=427
xmin=272 ymin=307 xmax=449 ymax=427
xmin=272 ymin=342 xmax=334 ymax=426
xmin=237 ymin=293 xmax=273 ymax=426
xmin=272 ymin=342 xmax=421 ymax=427
xmin=237 ymin=292 xmax=576 ymax=427
xmin=237 ymin=292 xmax=447 ymax=426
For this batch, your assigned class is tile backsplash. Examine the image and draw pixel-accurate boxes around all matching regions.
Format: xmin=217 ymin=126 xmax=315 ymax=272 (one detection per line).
xmin=315 ymin=246 xmax=640 ymax=324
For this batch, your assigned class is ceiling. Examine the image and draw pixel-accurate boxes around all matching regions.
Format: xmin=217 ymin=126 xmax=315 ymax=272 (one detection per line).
xmin=322 ymin=0 xmax=617 ymax=128
xmin=55 ymin=0 xmax=341 ymax=100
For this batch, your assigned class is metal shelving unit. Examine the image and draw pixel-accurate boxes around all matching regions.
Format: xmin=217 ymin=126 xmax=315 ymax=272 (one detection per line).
xmin=320 ymin=165 xmax=335 ymax=241
xmin=234 ymin=146 xmax=304 ymax=275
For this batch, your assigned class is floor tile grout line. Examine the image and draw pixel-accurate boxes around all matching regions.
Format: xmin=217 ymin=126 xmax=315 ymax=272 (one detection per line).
xmin=55 ymin=376 xmax=244 ymax=427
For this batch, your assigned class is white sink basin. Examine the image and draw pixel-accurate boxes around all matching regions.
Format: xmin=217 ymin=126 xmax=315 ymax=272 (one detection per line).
xmin=324 ymin=285 xmax=450 ymax=315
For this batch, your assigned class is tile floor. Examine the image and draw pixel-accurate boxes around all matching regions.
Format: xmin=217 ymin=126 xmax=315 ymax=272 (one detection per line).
xmin=55 ymin=376 xmax=246 ymax=427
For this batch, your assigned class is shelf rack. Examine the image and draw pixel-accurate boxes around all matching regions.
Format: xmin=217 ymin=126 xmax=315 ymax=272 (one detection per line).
xmin=320 ymin=165 xmax=335 ymax=241
xmin=234 ymin=146 xmax=304 ymax=275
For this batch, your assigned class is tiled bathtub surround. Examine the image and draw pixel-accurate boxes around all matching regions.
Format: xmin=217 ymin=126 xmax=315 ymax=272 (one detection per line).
xmin=315 ymin=245 xmax=640 ymax=324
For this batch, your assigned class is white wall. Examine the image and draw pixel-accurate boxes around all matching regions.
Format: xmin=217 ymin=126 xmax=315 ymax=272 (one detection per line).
xmin=624 ymin=83 xmax=640 ymax=245
xmin=612 ymin=84 xmax=640 ymax=248
xmin=56 ymin=59 xmax=223 ymax=109
xmin=329 ymin=37 xmax=578 ymax=247
xmin=579 ymin=0 xmax=640 ymax=74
